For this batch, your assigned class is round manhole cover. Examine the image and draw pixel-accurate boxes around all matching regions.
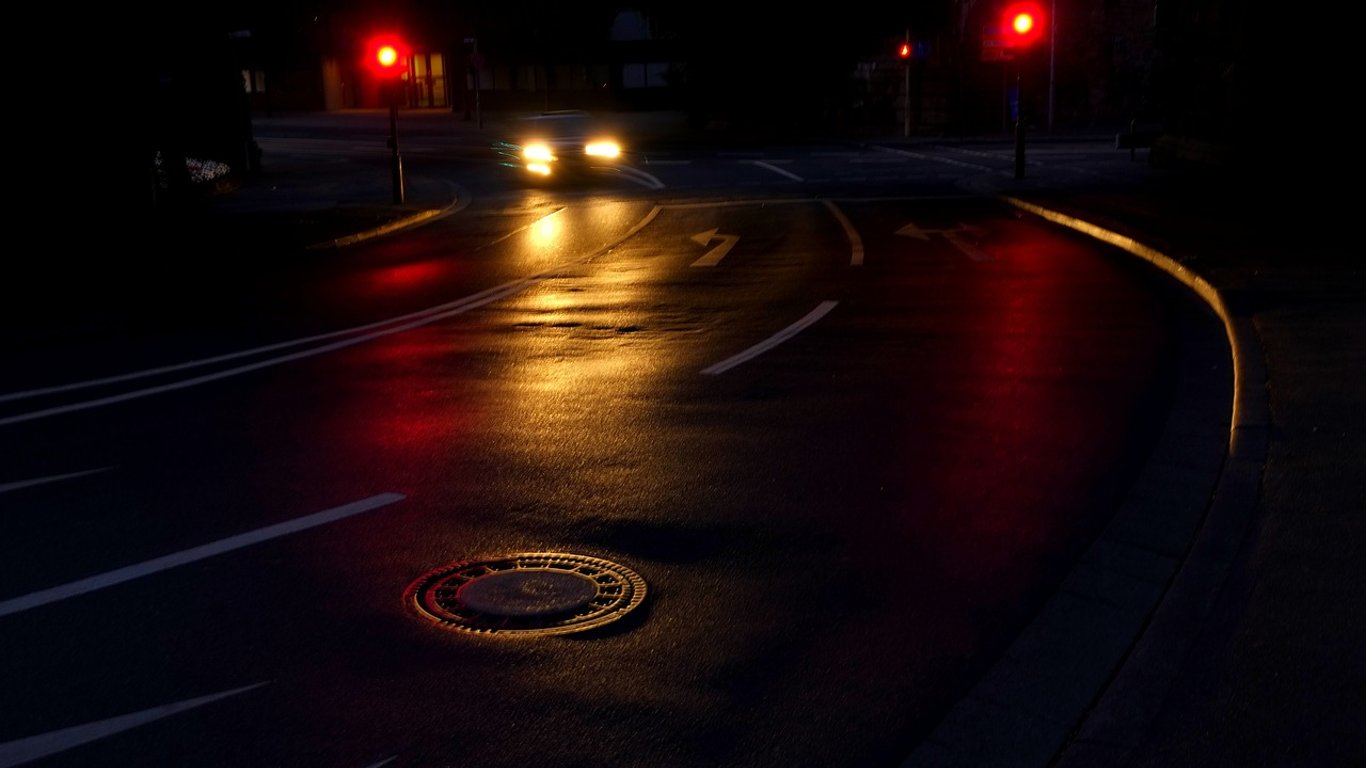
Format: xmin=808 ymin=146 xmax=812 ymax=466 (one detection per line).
xmin=405 ymin=553 xmax=648 ymax=636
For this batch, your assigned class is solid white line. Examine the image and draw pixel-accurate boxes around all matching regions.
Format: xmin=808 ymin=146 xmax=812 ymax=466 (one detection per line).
xmin=0 ymin=682 xmax=270 ymax=767
xmin=0 ymin=468 xmax=112 ymax=495
xmin=821 ymin=200 xmax=864 ymax=267
xmin=0 ymin=278 xmax=529 ymax=405
xmin=745 ymin=160 xmax=804 ymax=181
xmin=0 ymin=493 xmax=405 ymax=618
xmin=616 ymin=166 xmax=666 ymax=189
xmin=659 ymin=195 xmax=973 ymax=212
xmin=874 ymin=145 xmax=1004 ymax=174
xmin=0 ymin=278 xmax=540 ymax=428
xmin=1 ymin=205 xmax=663 ymax=424
xmin=701 ymin=301 xmax=839 ymax=375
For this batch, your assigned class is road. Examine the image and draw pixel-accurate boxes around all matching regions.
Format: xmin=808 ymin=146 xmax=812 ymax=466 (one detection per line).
xmin=0 ymin=116 xmax=1229 ymax=767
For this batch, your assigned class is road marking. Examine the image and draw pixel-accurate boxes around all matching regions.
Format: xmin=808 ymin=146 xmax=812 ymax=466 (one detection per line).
xmin=0 ymin=206 xmax=667 ymax=427
xmin=874 ymin=145 xmax=1004 ymax=174
xmin=745 ymin=160 xmax=804 ymax=181
xmin=659 ymin=195 xmax=973 ymax=212
xmin=0 ymin=279 xmax=540 ymax=407
xmin=821 ymin=200 xmax=864 ymax=266
xmin=897 ymin=222 xmax=992 ymax=261
xmin=0 ymin=682 xmax=270 ymax=767
xmin=0 ymin=468 xmax=112 ymax=496
xmin=615 ymin=165 xmax=666 ymax=189
xmin=689 ymin=228 xmax=740 ymax=267
xmin=0 ymin=493 xmax=405 ymax=618
xmin=701 ymin=301 xmax=839 ymax=375
xmin=0 ymin=280 xmax=537 ymax=427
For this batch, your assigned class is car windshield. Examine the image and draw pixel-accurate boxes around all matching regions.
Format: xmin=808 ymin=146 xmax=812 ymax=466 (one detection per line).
xmin=516 ymin=110 xmax=612 ymax=144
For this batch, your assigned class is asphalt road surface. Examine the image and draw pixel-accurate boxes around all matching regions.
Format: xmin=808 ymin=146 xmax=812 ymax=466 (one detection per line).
xmin=0 ymin=120 xmax=1227 ymax=767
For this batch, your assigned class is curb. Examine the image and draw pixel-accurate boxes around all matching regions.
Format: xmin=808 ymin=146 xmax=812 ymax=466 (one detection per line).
xmin=900 ymin=193 xmax=1267 ymax=767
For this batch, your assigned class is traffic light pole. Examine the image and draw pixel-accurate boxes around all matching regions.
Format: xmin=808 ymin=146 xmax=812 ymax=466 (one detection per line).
xmin=1014 ymin=68 xmax=1026 ymax=179
xmin=387 ymin=82 xmax=405 ymax=204
xmin=1000 ymin=2 xmax=1044 ymax=179
xmin=903 ymin=30 xmax=911 ymax=138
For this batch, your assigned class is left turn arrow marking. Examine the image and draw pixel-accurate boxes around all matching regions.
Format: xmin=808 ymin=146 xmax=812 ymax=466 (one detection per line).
xmin=690 ymin=228 xmax=741 ymax=267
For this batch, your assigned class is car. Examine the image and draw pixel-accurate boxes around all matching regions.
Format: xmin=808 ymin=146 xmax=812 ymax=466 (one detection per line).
xmin=492 ymin=110 xmax=625 ymax=182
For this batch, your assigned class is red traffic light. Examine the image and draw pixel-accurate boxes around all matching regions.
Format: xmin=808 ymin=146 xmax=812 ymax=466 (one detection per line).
xmin=365 ymin=34 xmax=410 ymax=78
xmin=898 ymin=42 xmax=912 ymax=59
xmin=1002 ymin=1 xmax=1046 ymax=48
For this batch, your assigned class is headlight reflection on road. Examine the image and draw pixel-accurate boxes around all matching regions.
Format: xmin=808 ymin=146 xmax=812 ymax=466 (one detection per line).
xmin=530 ymin=214 xmax=562 ymax=248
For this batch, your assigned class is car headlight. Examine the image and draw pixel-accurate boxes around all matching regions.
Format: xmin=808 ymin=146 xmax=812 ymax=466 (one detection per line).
xmin=523 ymin=143 xmax=556 ymax=163
xmin=584 ymin=140 xmax=621 ymax=159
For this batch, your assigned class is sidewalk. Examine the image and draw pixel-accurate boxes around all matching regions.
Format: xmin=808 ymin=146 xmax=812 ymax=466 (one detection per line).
xmin=198 ymin=120 xmax=1364 ymax=767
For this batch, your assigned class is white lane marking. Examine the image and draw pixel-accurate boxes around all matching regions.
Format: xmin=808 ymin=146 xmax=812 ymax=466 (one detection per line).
xmin=3 ymin=205 xmax=570 ymax=407
xmin=0 ymin=280 xmax=536 ymax=428
xmin=1 ymin=280 xmax=534 ymax=406
xmin=896 ymin=222 xmax=992 ymax=261
xmin=745 ymin=160 xmax=804 ymax=181
xmin=942 ymin=229 xmax=991 ymax=262
xmin=0 ymin=682 xmax=270 ymax=767
xmin=0 ymin=468 xmax=112 ymax=495
xmin=0 ymin=493 xmax=404 ymax=618
xmin=0 ymin=206 xmax=665 ymax=428
xmin=363 ymin=759 xmax=398 ymax=768
xmin=616 ymin=165 xmax=666 ymax=189
xmin=821 ymin=200 xmax=864 ymax=266
xmin=619 ymin=204 xmax=664 ymax=241
xmin=659 ymin=195 xmax=973 ymax=212
xmin=874 ymin=145 xmax=1005 ymax=174
xmin=701 ymin=301 xmax=839 ymax=375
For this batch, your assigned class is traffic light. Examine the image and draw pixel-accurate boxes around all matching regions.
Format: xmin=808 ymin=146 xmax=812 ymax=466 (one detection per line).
xmin=366 ymin=34 xmax=410 ymax=79
xmin=898 ymin=41 xmax=912 ymax=59
xmin=1001 ymin=1 xmax=1046 ymax=49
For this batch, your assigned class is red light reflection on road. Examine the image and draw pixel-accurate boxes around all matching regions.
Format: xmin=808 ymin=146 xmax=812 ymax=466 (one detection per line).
xmin=869 ymin=216 xmax=1167 ymax=616
xmin=365 ymin=259 xmax=447 ymax=293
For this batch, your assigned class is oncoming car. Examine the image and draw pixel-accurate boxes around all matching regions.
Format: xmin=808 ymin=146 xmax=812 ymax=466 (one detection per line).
xmin=493 ymin=110 xmax=625 ymax=182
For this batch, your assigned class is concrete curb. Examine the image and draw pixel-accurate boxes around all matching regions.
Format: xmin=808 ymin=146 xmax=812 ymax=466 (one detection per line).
xmin=900 ymin=193 xmax=1268 ymax=767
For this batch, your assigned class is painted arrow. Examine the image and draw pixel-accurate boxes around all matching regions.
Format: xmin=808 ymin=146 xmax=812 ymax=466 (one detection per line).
xmin=896 ymin=222 xmax=991 ymax=261
xmin=690 ymin=228 xmax=740 ymax=267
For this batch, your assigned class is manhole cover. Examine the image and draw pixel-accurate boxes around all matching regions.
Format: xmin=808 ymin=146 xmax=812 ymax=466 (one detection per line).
xmin=405 ymin=552 xmax=647 ymax=636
